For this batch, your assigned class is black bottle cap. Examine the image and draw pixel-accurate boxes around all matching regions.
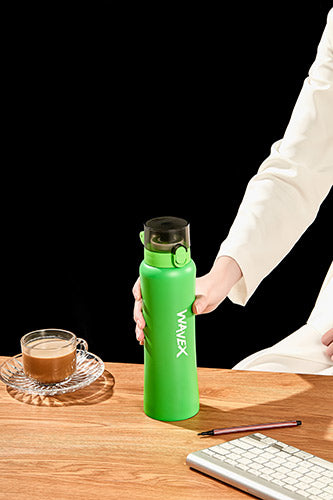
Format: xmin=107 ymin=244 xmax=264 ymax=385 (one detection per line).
xmin=143 ymin=216 xmax=190 ymax=252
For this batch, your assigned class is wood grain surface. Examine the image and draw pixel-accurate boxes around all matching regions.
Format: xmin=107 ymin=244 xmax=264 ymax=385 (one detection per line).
xmin=0 ymin=357 xmax=332 ymax=499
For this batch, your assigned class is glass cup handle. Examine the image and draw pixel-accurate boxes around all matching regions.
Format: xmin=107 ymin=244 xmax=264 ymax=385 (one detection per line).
xmin=76 ymin=338 xmax=88 ymax=351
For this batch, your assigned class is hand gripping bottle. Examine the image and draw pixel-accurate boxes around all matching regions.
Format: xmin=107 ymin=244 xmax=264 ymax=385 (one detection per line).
xmin=139 ymin=216 xmax=199 ymax=421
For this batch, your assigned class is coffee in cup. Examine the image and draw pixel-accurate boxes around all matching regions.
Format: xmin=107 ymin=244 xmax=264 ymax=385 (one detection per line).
xmin=21 ymin=329 xmax=87 ymax=384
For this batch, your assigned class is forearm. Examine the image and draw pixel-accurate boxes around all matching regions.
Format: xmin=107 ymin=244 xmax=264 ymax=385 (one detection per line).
xmin=210 ymin=256 xmax=243 ymax=298
xmin=193 ymin=256 xmax=243 ymax=315
xmin=218 ymin=145 xmax=332 ymax=305
xmin=218 ymin=10 xmax=333 ymax=306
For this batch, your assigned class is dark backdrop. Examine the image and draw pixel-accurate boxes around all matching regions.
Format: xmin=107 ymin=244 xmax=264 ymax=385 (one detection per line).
xmin=2 ymin=2 xmax=332 ymax=369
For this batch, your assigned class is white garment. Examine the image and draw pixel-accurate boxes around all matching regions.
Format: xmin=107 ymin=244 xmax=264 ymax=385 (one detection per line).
xmin=233 ymin=263 xmax=333 ymax=375
xmin=217 ymin=9 xmax=333 ymax=375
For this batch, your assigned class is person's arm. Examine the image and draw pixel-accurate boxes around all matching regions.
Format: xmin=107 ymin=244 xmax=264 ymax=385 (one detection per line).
xmin=193 ymin=256 xmax=242 ymax=315
xmin=217 ymin=9 xmax=333 ymax=307
xmin=133 ymin=10 xmax=333 ymax=347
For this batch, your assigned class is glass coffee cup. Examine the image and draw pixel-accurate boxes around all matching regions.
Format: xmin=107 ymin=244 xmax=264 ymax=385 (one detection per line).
xmin=20 ymin=329 xmax=88 ymax=384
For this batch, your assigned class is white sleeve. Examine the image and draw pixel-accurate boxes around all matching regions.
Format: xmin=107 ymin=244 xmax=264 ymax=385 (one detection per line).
xmin=217 ymin=9 xmax=333 ymax=306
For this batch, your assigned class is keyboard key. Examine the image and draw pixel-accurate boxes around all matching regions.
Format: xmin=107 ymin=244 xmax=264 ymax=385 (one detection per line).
xmin=301 ymin=475 xmax=314 ymax=484
xmin=275 ymin=441 xmax=289 ymax=448
xmin=284 ymin=460 xmax=298 ymax=469
xmin=248 ymin=439 xmax=268 ymax=448
xmin=219 ymin=442 xmax=234 ymax=449
xmin=301 ymin=460 xmax=314 ymax=469
xmin=276 ymin=451 xmax=290 ymax=459
xmin=271 ymin=471 xmax=286 ymax=480
xmin=299 ymin=482 xmax=314 ymax=491
xmin=320 ymin=475 xmax=333 ymax=485
xmin=248 ymin=468 xmax=261 ymax=476
xmin=306 ymin=486 xmax=322 ymax=495
xmin=234 ymin=441 xmax=253 ymax=450
xmin=248 ymin=462 xmax=262 ymax=471
xmin=235 ymin=463 xmax=249 ymax=471
xmin=276 ymin=466 xmax=290 ymax=475
xmin=311 ymin=479 xmax=326 ymax=490
xmin=251 ymin=447 xmax=264 ymax=455
xmin=230 ymin=447 xmax=243 ymax=455
xmin=321 ymin=493 xmax=333 ymax=500
xmin=284 ymin=477 xmax=298 ymax=485
xmin=294 ymin=465 xmax=310 ymax=473
xmin=209 ymin=446 xmax=229 ymax=455
xmin=260 ymin=473 xmax=273 ymax=481
xmin=309 ymin=456 xmax=333 ymax=471
xmin=295 ymin=451 xmax=313 ymax=460
xmin=261 ymin=452 xmax=275 ymax=460
xmin=261 ymin=437 xmax=276 ymax=445
xmin=284 ymin=446 xmax=299 ymax=454
xmin=306 ymin=471 xmax=321 ymax=480
xmin=284 ymin=484 xmax=297 ymax=492
xmin=225 ymin=459 xmax=237 ymax=466
xmin=265 ymin=446 xmax=280 ymax=454
xmin=266 ymin=461 xmax=282 ymax=470
xmin=238 ymin=457 xmax=252 ymax=465
xmin=289 ymin=455 xmax=303 ymax=463
xmin=287 ymin=470 xmax=303 ymax=479
xmin=242 ymin=451 xmax=257 ymax=460
xmin=239 ymin=436 xmax=259 ymax=446
xmin=201 ymin=449 xmax=215 ymax=456
xmin=323 ymin=485 xmax=333 ymax=494
xmin=253 ymin=433 xmax=267 ymax=439
xmin=296 ymin=490 xmax=310 ymax=497
xmin=312 ymin=465 xmax=326 ymax=474
xmin=261 ymin=467 xmax=275 ymax=475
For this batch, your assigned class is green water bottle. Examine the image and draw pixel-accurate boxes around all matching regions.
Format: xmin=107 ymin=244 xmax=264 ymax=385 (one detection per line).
xmin=139 ymin=216 xmax=199 ymax=421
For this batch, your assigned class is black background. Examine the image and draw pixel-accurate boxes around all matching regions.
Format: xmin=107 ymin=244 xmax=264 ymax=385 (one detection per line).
xmin=2 ymin=2 xmax=332 ymax=369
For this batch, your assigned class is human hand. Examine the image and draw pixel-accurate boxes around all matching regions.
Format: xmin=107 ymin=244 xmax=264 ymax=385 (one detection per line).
xmin=192 ymin=256 xmax=242 ymax=314
xmin=132 ymin=277 xmax=145 ymax=345
xmin=321 ymin=328 xmax=333 ymax=361
xmin=133 ymin=256 xmax=242 ymax=345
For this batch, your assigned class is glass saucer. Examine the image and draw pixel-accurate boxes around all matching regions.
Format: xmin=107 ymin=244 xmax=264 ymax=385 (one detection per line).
xmin=0 ymin=349 xmax=105 ymax=396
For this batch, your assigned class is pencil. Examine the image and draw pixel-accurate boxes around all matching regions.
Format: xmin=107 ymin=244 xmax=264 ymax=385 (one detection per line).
xmin=198 ymin=420 xmax=302 ymax=436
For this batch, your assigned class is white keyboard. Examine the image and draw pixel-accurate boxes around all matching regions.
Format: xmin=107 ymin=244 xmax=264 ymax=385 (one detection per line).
xmin=186 ymin=433 xmax=333 ymax=500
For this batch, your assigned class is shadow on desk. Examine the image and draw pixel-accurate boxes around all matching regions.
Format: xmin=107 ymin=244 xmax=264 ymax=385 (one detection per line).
xmin=6 ymin=369 xmax=115 ymax=407
xmin=167 ymin=372 xmax=332 ymax=450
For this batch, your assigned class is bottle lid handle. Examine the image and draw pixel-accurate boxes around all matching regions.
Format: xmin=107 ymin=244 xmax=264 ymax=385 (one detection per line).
xmin=172 ymin=244 xmax=189 ymax=267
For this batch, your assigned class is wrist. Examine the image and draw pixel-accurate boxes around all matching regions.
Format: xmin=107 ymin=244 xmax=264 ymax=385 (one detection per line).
xmin=210 ymin=255 xmax=242 ymax=296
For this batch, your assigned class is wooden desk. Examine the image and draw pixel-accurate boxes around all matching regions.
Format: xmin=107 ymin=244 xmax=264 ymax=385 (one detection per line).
xmin=0 ymin=357 xmax=332 ymax=499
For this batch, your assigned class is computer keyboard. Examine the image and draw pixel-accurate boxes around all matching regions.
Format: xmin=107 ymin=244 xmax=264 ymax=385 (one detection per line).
xmin=186 ymin=433 xmax=333 ymax=500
